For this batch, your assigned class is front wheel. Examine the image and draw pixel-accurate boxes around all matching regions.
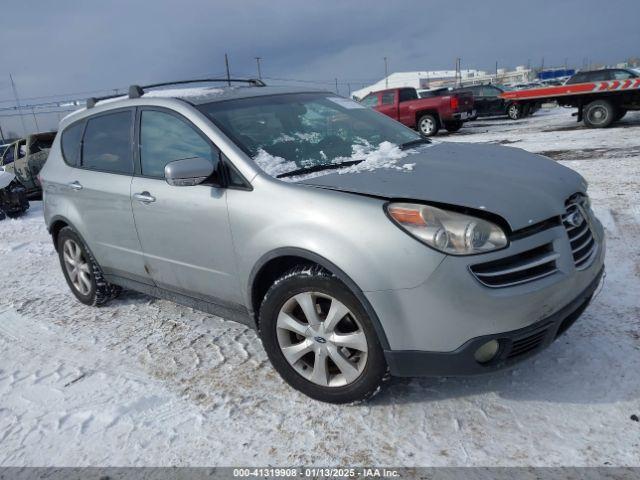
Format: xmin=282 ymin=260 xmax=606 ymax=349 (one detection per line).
xmin=417 ymin=114 xmax=439 ymax=136
xmin=259 ymin=266 xmax=388 ymax=403
xmin=444 ymin=120 xmax=463 ymax=132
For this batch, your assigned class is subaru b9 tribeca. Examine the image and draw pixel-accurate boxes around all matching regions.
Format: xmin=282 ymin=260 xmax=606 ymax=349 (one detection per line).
xmin=40 ymin=82 xmax=605 ymax=403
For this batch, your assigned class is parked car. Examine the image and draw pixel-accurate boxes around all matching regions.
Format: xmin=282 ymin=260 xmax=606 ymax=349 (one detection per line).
xmin=455 ymin=84 xmax=540 ymax=120
xmin=0 ymin=167 xmax=29 ymax=220
xmin=41 ymin=80 xmax=605 ymax=404
xmin=359 ymin=87 xmax=474 ymax=136
xmin=564 ymin=68 xmax=638 ymax=85
xmin=0 ymin=132 xmax=55 ymax=198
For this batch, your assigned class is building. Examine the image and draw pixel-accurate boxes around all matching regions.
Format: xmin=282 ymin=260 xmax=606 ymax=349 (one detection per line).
xmin=351 ymin=66 xmax=534 ymax=99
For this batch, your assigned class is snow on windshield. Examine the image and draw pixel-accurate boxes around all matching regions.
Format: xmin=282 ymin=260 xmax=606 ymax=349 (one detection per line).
xmin=254 ymin=141 xmax=420 ymax=182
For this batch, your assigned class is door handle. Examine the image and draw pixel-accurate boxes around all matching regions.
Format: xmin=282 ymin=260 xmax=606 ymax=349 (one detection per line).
xmin=67 ymin=181 xmax=83 ymax=191
xmin=133 ymin=191 xmax=156 ymax=203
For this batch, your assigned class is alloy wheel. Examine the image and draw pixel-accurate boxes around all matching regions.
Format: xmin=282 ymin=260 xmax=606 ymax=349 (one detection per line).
xmin=276 ymin=291 xmax=368 ymax=387
xmin=420 ymin=117 xmax=435 ymax=135
xmin=62 ymin=239 xmax=92 ymax=296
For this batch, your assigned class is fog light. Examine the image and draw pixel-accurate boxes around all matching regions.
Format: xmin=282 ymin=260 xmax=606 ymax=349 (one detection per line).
xmin=474 ymin=340 xmax=500 ymax=364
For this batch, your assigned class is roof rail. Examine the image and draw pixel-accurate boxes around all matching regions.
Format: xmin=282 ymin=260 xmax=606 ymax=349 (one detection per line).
xmin=86 ymin=78 xmax=265 ymax=109
xmin=86 ymin=92 xmax=126 ymax=109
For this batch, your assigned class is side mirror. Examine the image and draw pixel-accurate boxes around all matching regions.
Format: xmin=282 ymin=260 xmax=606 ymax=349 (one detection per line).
xmin=164 ymin=157 xmax=215 ymax=186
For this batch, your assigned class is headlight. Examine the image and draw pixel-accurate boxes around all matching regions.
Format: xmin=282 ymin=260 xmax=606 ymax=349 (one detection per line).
xmin=386 ymin=202 xmax=508 ymax=255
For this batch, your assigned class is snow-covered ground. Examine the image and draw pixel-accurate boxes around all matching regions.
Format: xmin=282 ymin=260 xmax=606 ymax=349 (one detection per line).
xmin=0 ymin=107 xmax=639 ymax=467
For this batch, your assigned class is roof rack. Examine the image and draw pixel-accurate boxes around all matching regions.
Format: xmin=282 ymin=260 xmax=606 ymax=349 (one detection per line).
xmin=86 ymin=78 xmax=265 ymax=109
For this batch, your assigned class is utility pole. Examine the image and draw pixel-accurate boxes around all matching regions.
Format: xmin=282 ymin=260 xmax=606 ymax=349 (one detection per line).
xmin=224 ymin=53 xmax=231 ymax=86
xmin=384 ymin=57 xmax=389 ymax=88
xmin=254 ymin=57 xmax=262 ymax=80
xmin=335 ymin=78 xmax=339 ymax=94
xmin=9 ymin=73 xmax=27 ymax=136
xmin=31 ymin=107 xmax=39 ymax=133
xmin=541 ymin=56 xmax=545 ymax=72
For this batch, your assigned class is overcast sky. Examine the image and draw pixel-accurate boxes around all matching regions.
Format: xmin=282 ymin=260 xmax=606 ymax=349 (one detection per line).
xmin=1 ymin=0 xmax=639 ymax=136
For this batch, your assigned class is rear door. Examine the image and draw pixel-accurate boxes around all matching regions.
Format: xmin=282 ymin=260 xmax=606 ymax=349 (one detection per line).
xmin=66 ymin=109 xmax=150 ymax=283
xmin=397 ymin=88 xmax=418 ymax=125
xmin=130 ymin=107 xmax=242 ymax=305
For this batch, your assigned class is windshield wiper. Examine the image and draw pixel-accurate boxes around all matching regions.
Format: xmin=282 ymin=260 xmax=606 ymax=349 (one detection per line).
xmin=276 ymin=160 xmax=363 ymax=179
xmin=400 ymin=138 xmax=431 ymax=150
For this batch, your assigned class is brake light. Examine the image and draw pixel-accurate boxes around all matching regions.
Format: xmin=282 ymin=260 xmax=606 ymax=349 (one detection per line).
xmin=450 ymin=96 xmax=459 ymax=111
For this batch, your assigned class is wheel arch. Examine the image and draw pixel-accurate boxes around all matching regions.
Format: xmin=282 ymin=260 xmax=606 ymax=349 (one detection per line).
xmin=49 ymin=214 xmax=73 ymax=252
xmin=415 ymin=109 xmax=440 ymax=126
xmin=248 ymin=247 xmax=391 ymax=350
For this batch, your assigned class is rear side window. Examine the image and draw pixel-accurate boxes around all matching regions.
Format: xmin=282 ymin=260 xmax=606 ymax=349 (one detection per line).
xmin=398 ymin=88 xmax=417 ymax=102
xmin=566 ymin=73 xmax=586 ymax=84
xmin=381 ymin=92 xmax=395 ymax=105
xmin=61 ymin=122 xmax=84 ymax=167
xmin=82 ymin=111 xmax=133 ymax=174
xmin=140 ymin=110 xmax=215 ymax=178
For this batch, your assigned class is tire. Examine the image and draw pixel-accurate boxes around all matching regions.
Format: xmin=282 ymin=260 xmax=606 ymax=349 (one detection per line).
xmin=57 ymin=227 xmax=121 ymax=306
xmin=583 ymin=99 xmax=616 ymax=128
xmin=417 ymin=114 xmax=439 ymax=136
xmin=614 ymin=109 xmax=627 ymax=122
xmin=506 ymin=103 xmax=523 ymax=120
xmin=258 ymin=265 xmax=388 ymax=404
xmin=444 ymin=120 xmax=463 ymax=133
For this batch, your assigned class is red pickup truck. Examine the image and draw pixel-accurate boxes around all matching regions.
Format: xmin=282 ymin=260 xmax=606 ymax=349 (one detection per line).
xmin=359 ymin=87 xmax=475 ymax=136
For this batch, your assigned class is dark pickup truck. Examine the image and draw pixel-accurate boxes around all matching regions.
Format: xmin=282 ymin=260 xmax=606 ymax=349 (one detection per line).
xmin=359 ymin=87 xmax=475 ymax=136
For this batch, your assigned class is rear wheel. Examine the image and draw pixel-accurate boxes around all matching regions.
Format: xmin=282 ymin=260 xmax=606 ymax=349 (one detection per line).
xmin=57 ymin=227 xmax=121 ymax=306
xmin=583 ymin=99 xmax=616 ymax=128
xmin=417 ymin=114 xmax=439 ymax=136
xmin=507 ymin=103 xmax=523 ymax=120
xmin=444 ymin=120 xmax=463 ymax=132
xmin=259 ymin=265 xmax=388 ymax=403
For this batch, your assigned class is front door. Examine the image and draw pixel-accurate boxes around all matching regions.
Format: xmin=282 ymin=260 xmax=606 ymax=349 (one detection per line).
xmin=130 ymin=108 xmax=242 ymax=305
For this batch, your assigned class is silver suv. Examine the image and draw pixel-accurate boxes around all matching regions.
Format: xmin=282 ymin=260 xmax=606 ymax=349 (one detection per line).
xmin=41 ymin=80 xmax=605 ymax=403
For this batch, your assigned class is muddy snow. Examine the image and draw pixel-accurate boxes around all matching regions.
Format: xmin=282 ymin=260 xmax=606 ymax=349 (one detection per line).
xmin=1 ymin=107 xmax=639 ymax=466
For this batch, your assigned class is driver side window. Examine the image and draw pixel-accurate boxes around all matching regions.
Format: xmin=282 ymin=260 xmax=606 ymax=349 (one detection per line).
xmin=140 ymin=110 xmax=216 ymax=179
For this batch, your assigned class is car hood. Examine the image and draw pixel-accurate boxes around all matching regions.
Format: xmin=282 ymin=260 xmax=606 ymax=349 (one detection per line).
xmin=297 ymin=142 xmax=587 ymax=231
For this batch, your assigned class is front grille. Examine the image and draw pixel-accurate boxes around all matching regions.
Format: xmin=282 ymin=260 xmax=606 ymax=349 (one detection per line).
xmin=470 ymin=243 xmax=559 ymax=288
xmin=563 ymin=196 xmax=596 ymax=269
xmin=507 ymin=328 xmax=549 ymax=359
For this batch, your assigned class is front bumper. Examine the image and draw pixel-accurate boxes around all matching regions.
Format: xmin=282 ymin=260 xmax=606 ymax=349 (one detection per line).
xmin=384 ymin=266 xmax=603 ymax=376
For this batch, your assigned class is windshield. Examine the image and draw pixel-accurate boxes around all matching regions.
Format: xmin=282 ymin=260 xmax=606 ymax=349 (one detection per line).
xmin=197 ymin=92 xmax=422 ymax=177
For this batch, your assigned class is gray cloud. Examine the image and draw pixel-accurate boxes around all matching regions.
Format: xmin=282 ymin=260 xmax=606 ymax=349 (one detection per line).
xmin=1 ymin=0 xmax=639 ymax=134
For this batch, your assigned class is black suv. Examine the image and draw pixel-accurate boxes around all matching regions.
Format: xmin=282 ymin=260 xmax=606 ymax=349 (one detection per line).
xmin=565 ymin=68 xmax=638 ymax=85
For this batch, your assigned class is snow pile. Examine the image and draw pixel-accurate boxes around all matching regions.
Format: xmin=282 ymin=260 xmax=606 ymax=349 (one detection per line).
xmin=253 ymin=149 xmax=298 ymax=177
xmin=333 ymin=141 xmax=411 ymax=175
xmin=253 ymin=141 xmax=418 ymax=181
